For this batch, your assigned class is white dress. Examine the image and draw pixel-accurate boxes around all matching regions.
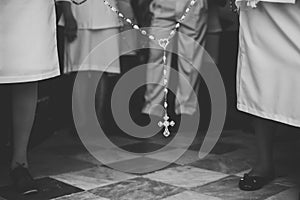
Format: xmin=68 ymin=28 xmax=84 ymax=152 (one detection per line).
xmin=59 ymin=0 xmax=122 ymax=73
xmin=0 ymin=0 xmax=60 ymax=83
xmin=237 ymin=0 xmax=300 ymax=127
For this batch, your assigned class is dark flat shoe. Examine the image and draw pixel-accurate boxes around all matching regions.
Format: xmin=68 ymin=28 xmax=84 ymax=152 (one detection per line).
xmin=10 ymin=165 xmax=38 ymax=195
xmin=239 ymin=173 xmax=274 ymax=191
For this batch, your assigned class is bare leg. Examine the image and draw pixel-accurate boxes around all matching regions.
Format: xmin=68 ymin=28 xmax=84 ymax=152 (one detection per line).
xmin=94 ymin=72 xmax=108 ymax=129
xmin=11 ymin=82 xmax=38 ymax=170
xmin=249 ymin=116 xmax=276 ymax=177
xmin=73 ymin=71 xmax=90 ymax=127
xmin=73 ymin=71 xmax=108 ymax=128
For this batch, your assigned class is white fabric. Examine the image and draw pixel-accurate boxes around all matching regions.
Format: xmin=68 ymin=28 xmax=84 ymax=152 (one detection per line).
xmin=0 ymin=0 xmax=60 ymax=83
xmin=64 ymin=29 xmax=120 ymax=73
xmin=236 ymin=0 xmax=295 ymax=8
xmin=58 ymin=0 xmax=122 ymax=29
xmin=118 ymin=0 xmax=139 ymax=55
xmin=237 ymin=1 xmax=300 ymax=127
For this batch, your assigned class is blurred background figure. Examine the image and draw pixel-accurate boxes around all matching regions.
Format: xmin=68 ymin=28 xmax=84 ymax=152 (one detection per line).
xmin=0 ymin=0 xmax=61 ymax=195
xmin=142 ymin=0 xmax=208 ymax=122
xmin=205 ymin=0 xmax=226 ymax=65
xmin=57 ymin=0 xmax=122 ymax=130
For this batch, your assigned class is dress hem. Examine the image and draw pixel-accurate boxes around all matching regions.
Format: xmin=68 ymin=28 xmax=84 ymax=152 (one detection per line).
xmin=0 ymin=68 xmax=60 ymax=84
xmin=237 ymin=103 xmax=300 ymax=128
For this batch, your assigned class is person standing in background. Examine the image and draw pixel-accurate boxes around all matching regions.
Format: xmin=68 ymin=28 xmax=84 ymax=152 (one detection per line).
xmin=58 ymin=0 xmax=122 ymax=129
xmin=235 ymin=0 xmax=300 ymax=191
xmin=0 ymin=0 xmax=65 ymax=195
xmin=142 ymin=0 xmax=208 ymax=121
xmin=205 ymin=0 xmax=226 ymax=65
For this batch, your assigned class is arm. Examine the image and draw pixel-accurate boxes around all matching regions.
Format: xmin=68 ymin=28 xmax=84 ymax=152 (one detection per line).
xmin=130 ymin=0 xmax=153 ymax=27
xmin=56 ymin=0 xmax=78 ymax=42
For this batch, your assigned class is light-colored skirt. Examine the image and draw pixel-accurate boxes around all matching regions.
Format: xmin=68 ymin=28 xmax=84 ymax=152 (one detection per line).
xmin=64 ymin=28 xmax=120 ymax=74
xmin=237 ymin=1 xmax=300 ymax=127
xmin=0 ymin=0 xmax=60 ymax=83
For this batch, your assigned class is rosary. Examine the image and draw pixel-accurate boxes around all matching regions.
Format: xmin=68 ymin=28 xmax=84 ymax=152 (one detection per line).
xmin=71 ymin=0 xmax=198 ymax=137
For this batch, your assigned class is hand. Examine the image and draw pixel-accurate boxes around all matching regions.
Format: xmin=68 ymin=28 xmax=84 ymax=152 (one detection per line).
xmin=64 ymin=13 xmax=78 ymax=43
xmin=58 ymin=1 xmax=78 ymax=42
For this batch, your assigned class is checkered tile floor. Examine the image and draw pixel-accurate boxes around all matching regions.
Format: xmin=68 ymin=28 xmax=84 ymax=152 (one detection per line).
xmin=0 ymin=129 xmax=299 ymax=200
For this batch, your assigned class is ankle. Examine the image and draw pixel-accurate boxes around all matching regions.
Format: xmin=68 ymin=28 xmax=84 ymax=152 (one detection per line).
xmin=11 ymin=161 xmax=28 ymax=170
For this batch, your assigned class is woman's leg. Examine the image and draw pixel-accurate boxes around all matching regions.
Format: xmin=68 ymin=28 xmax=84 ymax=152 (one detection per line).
xmin=250 ymin=116 xmax=276 ymax=177
xmin=11 ymin=82 xmax=38 ymax=169
xmin=73 ymin=71 xmax=108 ymax=129
xmin=93 ymin=72 xmax=108 ymax=129
xmin=73 ymin=71 xmax=90 ymax=127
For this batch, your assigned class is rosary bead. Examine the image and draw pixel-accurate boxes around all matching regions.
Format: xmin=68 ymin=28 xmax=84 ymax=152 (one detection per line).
xmin=163 ymin=56 xmax=167 ymax=63
xmin=126 ymin=18 xmax=132 ymax=24
xmin=170 ymin=30 xmax=176 ymax=36
xmin=163 ymin=69 xmax=167 ymax=76
xmin=141 ymin=30 xmax=147 ymax=35
xmin=149 ymin=35 xmax=155 ymax=40
xmin=163 ymin=79 xmax=168 ymax=85
xmin=133 ymin=25 xmax=139 ymax=30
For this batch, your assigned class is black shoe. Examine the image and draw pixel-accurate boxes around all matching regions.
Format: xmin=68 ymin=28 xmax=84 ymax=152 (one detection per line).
xmin=239 ymin=173 xmax=274 ymax=191
xmin=10 ymin=164 xmax=38 ymax=195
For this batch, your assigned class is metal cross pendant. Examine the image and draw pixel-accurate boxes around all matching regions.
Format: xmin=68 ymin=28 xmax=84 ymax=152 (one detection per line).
xmin=158 ymin=115 xmax=175 ymax=137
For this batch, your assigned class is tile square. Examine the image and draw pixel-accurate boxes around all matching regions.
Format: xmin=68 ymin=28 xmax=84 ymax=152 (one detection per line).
xmin=150 ymin=134 xmax=200 ymax=149
xmin=175 ymin=150 xmax=202 ymax=166
xmin=273 ymin=176 xmax=296 ymax=187
xmin=72 ymin=152 xmax=103 ymax=166
xmin=89 ymin=177 xmax=184 ymax=200
xmin=193 ymin=175 xmax=289 ymax=200
xmin=108 ymin=136 xmax=141 ymax=147
xmin=52 ymin=166 xmax=137 ymax=190
xmin=189 ymin=142 xmax=241 ymax=155
xmin=121 ymin=142 xmax=166 ymax=154
xmin=162 ymin=191 xmax=222 ymax=200
xmin=144 ymin=166 xmax=228 ymax=188
xmin=265 ymin=188 xmax=299 ymax=200
xmin=52 ymin=191 xmax=109 ymax=200
xmin=145 ymin=148 xmax=192 ymax=164
xmin=29 ymin=153 xmax=96 ymax=178
xmin=0 ymin=177 xmax=83 ymax=200
xmin=191 ymin=150 xmax=253 ymax=174
xmin=108 ymin=157 xmax=176 ymax=175
xmin=72 ymin=148 xmax=140 ymax=165
xmin=145 ymin=149 xmax=202 ymax=166
xmin=32 ymin=130 xmax=84 ymax=154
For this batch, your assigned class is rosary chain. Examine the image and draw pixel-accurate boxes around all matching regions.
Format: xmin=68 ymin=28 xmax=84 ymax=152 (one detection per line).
xmin=68 ymin=0 xmax=198 ymax=137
